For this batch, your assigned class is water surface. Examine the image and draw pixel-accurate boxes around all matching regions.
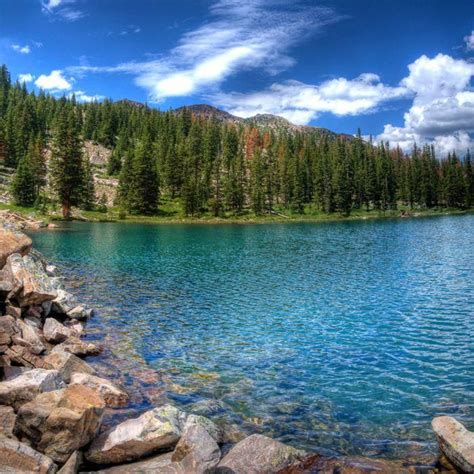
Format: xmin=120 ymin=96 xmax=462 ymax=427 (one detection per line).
xmin=30 ymin=215 xmax=474 ymax=460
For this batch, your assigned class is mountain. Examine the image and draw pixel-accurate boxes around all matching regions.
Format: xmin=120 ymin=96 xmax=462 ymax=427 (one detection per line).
xmin=174 ymin=104 xmax=351 ymax=140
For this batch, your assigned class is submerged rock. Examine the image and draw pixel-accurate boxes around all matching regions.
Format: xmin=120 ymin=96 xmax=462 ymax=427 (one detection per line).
xmin=216 ymin=434 xmax=305 ymax=474
xmin=69 ymin=372 xmax=128 ymax=407
xmin=52 ymin=336 xmax=102 ymax=357
xmin=0 ymin=369 xmax=65 ymax=409
xmin=16 ymin=385 xmax=105 ymax=463
xmin=86 ymin=404 xmax=187 ymax=465
xmin=432 ymin=416 xmax=474 ymax=473
xmin=43 ymin=351 xmax=96 ymax=382
xmin=0 ymin=437 xmax=57 ymax=473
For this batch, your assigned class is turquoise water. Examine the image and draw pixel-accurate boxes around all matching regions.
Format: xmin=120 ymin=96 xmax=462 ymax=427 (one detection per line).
xmin=30 ymin=216 xmax=474 ymax=460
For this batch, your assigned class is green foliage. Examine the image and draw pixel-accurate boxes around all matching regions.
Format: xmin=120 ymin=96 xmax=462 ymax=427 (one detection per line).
xmin=11 ymin=151 xmax=37 ymax=206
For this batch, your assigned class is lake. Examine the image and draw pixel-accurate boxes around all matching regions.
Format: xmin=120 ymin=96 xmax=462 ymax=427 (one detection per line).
xmin=30 ymin=215 xmax=474 ymax=461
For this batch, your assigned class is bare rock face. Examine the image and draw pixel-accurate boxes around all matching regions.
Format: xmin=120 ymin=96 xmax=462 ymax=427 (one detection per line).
xmin=16 ymin=385 xmax=105 ymax=464
xmin=5 ymin=254 xmax=57 ymax=307
xmin=0 ymin=369 xmax=65 ymax=410
xmin=43 ymin=351 xmax=96 ymax=382
xmin=0 ymin=437 xmax=57 ymax=473
xmin=0 ymin=227 xmax=32 ymax=268
xmin=69 ymin=372 xmax=128 ymax=408
xmin=0 ymin=405 xmax=16 ymax=439
xmin=432 ymin=416 xmax=474 ymax=473
xmin=52 ymin=336 xmax=102 ymax=357
xmin=216 ymin=434 xmax=305 ymax=474
xmin=43 ymin=318 xmax=77 ymax=344
xmin=86 ymin=404 xmax=187 ymax=465
xmin=171 ymin=423 xmax=221 ymax=473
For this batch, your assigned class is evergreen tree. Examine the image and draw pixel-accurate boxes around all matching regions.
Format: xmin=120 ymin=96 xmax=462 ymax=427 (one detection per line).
xmin=11 ymin=151 xmax=36 ymax=206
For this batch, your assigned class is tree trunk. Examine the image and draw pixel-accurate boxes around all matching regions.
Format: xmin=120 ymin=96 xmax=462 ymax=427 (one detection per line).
xmin=62 ymin=200 xmax=71 ymax=219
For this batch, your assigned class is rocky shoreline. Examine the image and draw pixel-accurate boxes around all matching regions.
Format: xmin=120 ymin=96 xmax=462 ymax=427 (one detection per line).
xmin=0 ymin=223 xmax=473 ymax=473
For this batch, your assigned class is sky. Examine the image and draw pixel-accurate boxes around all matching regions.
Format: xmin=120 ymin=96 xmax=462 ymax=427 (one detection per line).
xmin=0 ymin=0 xmax=473 ymax=155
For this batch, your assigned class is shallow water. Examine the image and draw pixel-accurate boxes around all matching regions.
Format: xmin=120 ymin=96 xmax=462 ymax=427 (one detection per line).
xmin=30 ymin=215 xmax=474 ymax=460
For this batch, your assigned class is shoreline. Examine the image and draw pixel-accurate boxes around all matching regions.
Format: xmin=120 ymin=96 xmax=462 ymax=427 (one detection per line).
xmin=0 ymin=226 xmax=472 ymax=474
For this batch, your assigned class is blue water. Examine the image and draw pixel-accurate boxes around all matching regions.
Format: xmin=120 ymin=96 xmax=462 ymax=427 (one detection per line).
xmin=30 ymin=215 xmax=474 ymax=460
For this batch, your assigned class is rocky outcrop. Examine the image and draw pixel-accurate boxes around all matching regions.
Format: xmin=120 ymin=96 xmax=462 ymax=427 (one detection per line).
xmin=0 ymin=437 xmax=57 ymax=473
xmin=432 ymin=416 xmax=474 ymax=473
xmin=43 ymin=351 xmax=96 ymax=382
xmin=86 ymin=404 xmax=187 ymax=465
xmin=69 ymin=372 xmax=128 ymax=407
xmin=216 ymin=434 xmax=305 ymax=474
xmin=0 ymin=369 xmax=65 ymax=409
xmin=0 ymin=227 xmax=32 ymax=268
xmin=16 ymin=384 xmax=105 ymax=463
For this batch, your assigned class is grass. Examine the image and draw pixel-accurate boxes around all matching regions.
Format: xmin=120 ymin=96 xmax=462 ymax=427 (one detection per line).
xmin=2 ymin=199 xmax=472 ymax=226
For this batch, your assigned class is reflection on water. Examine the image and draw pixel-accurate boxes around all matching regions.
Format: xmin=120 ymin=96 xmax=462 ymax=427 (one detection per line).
xmin=30 ymin=215 xmax=474 ymax=460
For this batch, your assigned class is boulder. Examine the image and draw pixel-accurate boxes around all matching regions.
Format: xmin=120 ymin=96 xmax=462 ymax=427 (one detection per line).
xmin=0 ymin=437 xmax=57 ymax=473
xmin=69 ymin=373 xmax=128 ymax=407
xmin=86 ymin=404 xmax=187 ymax=465
xmin=16 ymin=385 xmax=105 ymax=463
xmin=216 ymin=434 xmax=305 ymax=474
xmin=0 ymin=405 xmax=16 ymax=439
xmin=5 ymin=344 xmax=45 ymax=368
xmin=0 ymin=228 xmax=32 ymax=268
xmin=0 ymin=369 xmax=65 ymax=409
xmin=43 ymin=351 xmax=96 ymax=382
xmin=95 ymin=452 xmax=175 ymax=473
xmin=184 ymin=414 xmax=223 ymax=444
xmin=58 ymin=451 xmax=82 ymax=474
xmin=5 ymin=304 xmax=22 ymax=319
xmin=67 ymin=305 xmax=92 ymax=320
xmin=171 ymin=423 xmax=221 ymax=473
xmin=5 ymin=254 xmax=57 ymax=307
xmin=0 ymin=316 xmax=19 ymax=347
xmin=45 ymin=265 xmax=57 ymax=277
xmin=52 ymin=336 xmax=102 ymax=357
xmin=432 ymin=416 xmax=474 ymax=473
xmin=43 ymin=318 xmax=77 ymax=344
xmin=64 ymin=320 xmax=84 ymax=336
xmin=52 ymin=290 xmax=77 ymax=315
xmin=12 ymin=319 xmax=46 ymax=355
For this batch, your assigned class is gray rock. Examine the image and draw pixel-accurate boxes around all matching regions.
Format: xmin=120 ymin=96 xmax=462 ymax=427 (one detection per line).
xmin=0 ymin=437 xmax=57 ymax=473
xmin=5 ymin=253 xmax=57 ymax=307
xmin=16 ymin=385 xmax=105 ymax=464
xmin=95 ymin=452 xmax=174 ymax=473
xmin=66 ymin=306 xmax=91 ymax=320
xmin=69 ymin=372 xmax=128 ymax=407
xmin=216 ymin=434 xmax=305 ymax=474
xmin=45 ymin=265 xmax=58 ymax=277
xmin=52 ymin=290 xmax=77 ymax=315
xmin=0 ymin=227 xmax=32 ymax=268
xmin=184 ymin=414 xmax=223 ymax=444
xmin=4 ymin=344 xmax=45 ymax=368
xmin=58 ymin=451 xmax=82 ymax=474
xmin=0 ymin=369 xmax=65 ymax=409
xmin=432 ymin=416 xmax=474 ymax=473
xmin=43 ymin=318 xmax=77 ymax=344
xmin=43 ymin=351 xmax=96 ymax=382
xmin=52 ymin=336 xmax=102 ymax=357
xmin=12 ymin=319 xmax=46 ymax=355
xmin=0 ymin=316 xmax=19 ymax=347
xmin=86 ymin=404 xmax=187 ymax=465
xmin=171 ymin=423 xmax=221 ymax=473
xmin=0 ymin=405 xmax=16 ymax=439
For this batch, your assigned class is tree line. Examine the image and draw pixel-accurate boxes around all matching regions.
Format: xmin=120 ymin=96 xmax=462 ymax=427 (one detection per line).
xmin=0 ymin=64 xmax=472 ymax=218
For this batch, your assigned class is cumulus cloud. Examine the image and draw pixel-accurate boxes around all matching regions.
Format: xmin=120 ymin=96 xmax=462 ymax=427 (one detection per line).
xmin=67 ymin=0 xmax=342 ymax=101
xmin=465 ymin=31 xmax=474 ymax=51
xmin=376 ymin=54 xmax=474 ymax=156
xmin=35 ymin=70 xmax=73 ymax=91
xmin=213 ymin=74 xmax=409 ymax=124
xmin=18 ymin=73 xmax=34 ymax=83
xmin=11 ymin=44 xmax=31 ymax=54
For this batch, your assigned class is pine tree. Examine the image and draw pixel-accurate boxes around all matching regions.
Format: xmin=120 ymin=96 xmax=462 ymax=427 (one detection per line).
xmin=11 ymin=151 xmax=37 ymax=207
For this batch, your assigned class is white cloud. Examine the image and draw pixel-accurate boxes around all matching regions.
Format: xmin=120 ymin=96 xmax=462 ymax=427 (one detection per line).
xmin=376 ymin=54 xmax=474 ymax=156
xmin=18 ymin=73 xmax=34 ymax=83
xmin=68 ymin=90 xmax=104 ymax=102
xmin=12 ymin=44 xmax=31 ymax=54
xmin=213 ymin=74 xmax=409 ymax=124
xmin=41 ymin=0 xmax=85 ymax=21
xmin=35 ymin=70 xmax=73 ymax=91
xmin=465 ymin=31 xmax=474 ymax=51
xmin=67 ymin=0 xmax=342 ymax=100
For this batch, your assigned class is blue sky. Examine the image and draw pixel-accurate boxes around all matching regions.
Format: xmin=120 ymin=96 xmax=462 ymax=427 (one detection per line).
xmin=0 ymin=0 xmax=473 ymax=154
